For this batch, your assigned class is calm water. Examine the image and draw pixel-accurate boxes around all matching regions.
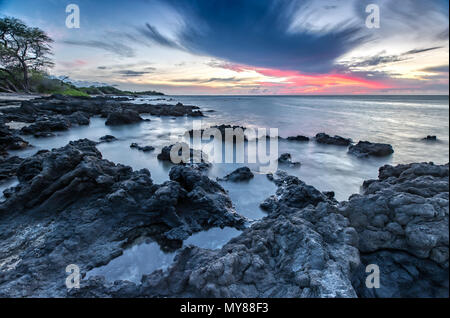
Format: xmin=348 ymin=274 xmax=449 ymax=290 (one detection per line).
xmin=4 ymin=95 xmax=449 ymax=282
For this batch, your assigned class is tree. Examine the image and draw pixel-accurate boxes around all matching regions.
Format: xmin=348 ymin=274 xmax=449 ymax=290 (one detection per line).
xmin=0 ymin=17 xmax=54 ymax=92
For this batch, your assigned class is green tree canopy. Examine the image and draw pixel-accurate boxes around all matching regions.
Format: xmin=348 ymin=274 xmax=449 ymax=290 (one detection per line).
xmin=0 ymin=17 xmax=54 ymax=92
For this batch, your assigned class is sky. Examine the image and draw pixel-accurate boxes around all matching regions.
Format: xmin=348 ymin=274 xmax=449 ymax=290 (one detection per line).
xmin=1 ymin=0 xmax=448 ymax=95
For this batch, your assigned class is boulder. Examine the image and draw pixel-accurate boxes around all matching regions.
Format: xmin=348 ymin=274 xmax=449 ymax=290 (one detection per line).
xmin=130 ymin=143 xmax=155 ymax=152
xmin=348 ymin=141 xmax=394 ymax=158
xmin=219 ymin=167 xmax=254 ymax=182
xmin=105 ymin=110 xmax=143 ymax=126
xmin=341 ymin=162 xmax=449 ymax=297
xmin=99 ymin=135 xmax=117 ymax=143
xmin=315 ymin=133 xmax=352 ymax=146
xmin=286 ymin=135 xmax=310 ymax=142
xmin=277 ymin=153 xmax=301 ymax=167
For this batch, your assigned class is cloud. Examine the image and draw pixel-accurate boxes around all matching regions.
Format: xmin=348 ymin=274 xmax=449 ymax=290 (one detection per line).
xmin=147 ymin=0 xmax=366 ymax=73
xmin=137 ymin=23 xmax=181 ymax=49
xmin=62 ymin=40 xmax=135 ymax=57
xmin=115 ymin=70 xmax=153 ymax=77
xmin=421 ymin=65 xmax=449 ymax=73
xmin=341 ymin=47 xmax=445 ymax=70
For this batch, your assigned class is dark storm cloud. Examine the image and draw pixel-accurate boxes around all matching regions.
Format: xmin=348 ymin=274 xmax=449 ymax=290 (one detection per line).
xmin=144 ymin=0 xmax=367 ymax=73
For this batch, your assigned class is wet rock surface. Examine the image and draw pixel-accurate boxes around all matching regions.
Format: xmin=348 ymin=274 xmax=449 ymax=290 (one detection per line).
xmin=99 ymin=135 xmax=117 ymax=143
xmin=70 ymin=163 xmax=448 ymax=298
xmin=105 ymin=110 xmax=144 ymax=126
xmin=71 ymin=174 xmax=360 ymax=298
xmin=1 ymin=95 xmax=204 ymax=136
xmin=348 ymin=141 xmax=394 ymax=158
xmin=286 ymin=135 xmax=310 ymax=142
xmin=341 ymin=162 xmax=449 ymax=297
xmin=218 ymin=167 xmax=254 ymax=182
xmin=0 ymin=123 xmax=29 ymax=156
xmin=0 ymin=156 xmax=23 ymax=181
xmin=0 ymin=139 xmax=245 ymax=297
xmin=315 ymin=133 xmax=352 ymax=146
xmin=277 ymin=153 xmax=301 ymax=167
xmin=423 ymin=135 xmax=437 ymax=141
xmin=130 ymin=143 xmax=155 ymax=152
xmin=157 ymin=143 xmax=208 ymax=163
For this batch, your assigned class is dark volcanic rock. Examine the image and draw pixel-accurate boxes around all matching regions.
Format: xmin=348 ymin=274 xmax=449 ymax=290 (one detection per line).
xmin=286 ymin=135 xmax=310 ymax=142
xmin=99 ymin=135 xmax=117 ymax=143
xmin=130 ymin=143 xmax=155 ymax=152
xmin=0 ymin=139 xmax=245 ymax=297
xmin=71 ymin=171 xmax=359 ymax=298
xmin=0 ymin=156 xmax=23 ymax=180
xmin=105 ymin=110 xmax=144 ymax=126
xmin=157 ymin=143 xmax=207 ymax=163
xmin=67 ymin=162 xmax=449 ymax=298
xmin=219 ymin=167 xmax=254 ymax=182
xmin=188 ymin=124 xmax=247 ymax=142
xmin=348 ymin=141 xmax=394 ymax=158
xmin=0 ymin=123 xmax=29 ymax=156
xmin=277 ymin=153 xmax=301 ymax=167
xmin=341 ymin=162 xmax=449 ymax=297
xmin=20 ymin=116 xmax=71 ymax=136
xmin=423 ymin=135 xmax=437 ymax=141
xmin=315 ymin=133 xmax=352 ymax=146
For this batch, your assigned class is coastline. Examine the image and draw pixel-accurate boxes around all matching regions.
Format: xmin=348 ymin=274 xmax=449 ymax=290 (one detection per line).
xmin=0 ymin=94 xmax=448 ymax=298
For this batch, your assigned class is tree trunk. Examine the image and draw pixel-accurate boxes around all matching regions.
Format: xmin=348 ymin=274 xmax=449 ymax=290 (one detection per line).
xmin=22 ymin=65 xmax=30 ymax=92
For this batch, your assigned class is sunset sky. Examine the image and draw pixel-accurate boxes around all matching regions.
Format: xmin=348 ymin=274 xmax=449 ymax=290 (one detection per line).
xmin=1 ymin=0 xmax=448 ymax=94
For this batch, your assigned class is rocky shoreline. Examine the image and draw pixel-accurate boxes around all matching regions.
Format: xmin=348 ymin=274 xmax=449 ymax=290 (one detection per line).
xmin=0 ymin=95 xmax=448 ymax=298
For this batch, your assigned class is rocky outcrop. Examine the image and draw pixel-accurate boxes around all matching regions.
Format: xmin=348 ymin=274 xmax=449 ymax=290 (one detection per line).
xmin=315 ymin=133 xmax=352 ymax=146
xmin=1 ymin=96 xmax=204 ymax=137
xmin=261 ymin=171 xmax=334 ymax=212
xmin=188 ymin=125 xmax=247 ymax=142
xmin=0 ymin=123 xmax=29 ymax=156
xmin=0 ymin=156 xmax=23 ymax=181
xmin=218 ymin=167 xmax=254 ymax=182
xmin=99 ymin=135 xmax=117 ymax=143
xmin=70 ymin=172 xmax=360 ymax=298
xmin=341 ymin=162 xmax=449 ymax=297
xmin=286 ymin=135 xmax=310 ymax=142
xmin=130 ymin=143 xmax=155 ymax=152
xmin=348 ymin=141 xmax=394 ymax=158
xmin=105 ymin=110 xmax=144 ymax=126
xmin=277 ymin=153 xmax=301 ymax=167
xmin=157 ymin=143 xmax=207 ymax=163
xmin=423 ymin=135 xmax=437 ymax=141
xmin=0 ymin=139 xmax=245 ymax=297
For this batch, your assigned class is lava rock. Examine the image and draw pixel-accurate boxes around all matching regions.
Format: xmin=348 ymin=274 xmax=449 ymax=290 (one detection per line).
xmin=130 ymin=143 xmax=155 ymax=152
xmin=286 ymin=135 xmax=310 ymax=142
xmin=157 ymin=143 xmax=207 ymax=163
xmin=423 ymin=135 xmax=437 ymax=141
xmin=0 ymin=156 xmax=23 ymax=180
xmin=341 ymin=162 xmax=449 ymax=297
xmin=315 ymin=133 xmax=352 ymax=146
xmin=0 ymin=139 xmax=245 ymax=297
xmin=277 ymin=153 xmax=301 ymax=167
xmin=99 ymin=135 xmax=117 ymax=143
xmin=348 ymin=141 xmax=394 ymax=158
xmin=219 ymin=167 xmax=254 ymax=182
xmin=105 ymin=110 xmax=144 ymax=126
